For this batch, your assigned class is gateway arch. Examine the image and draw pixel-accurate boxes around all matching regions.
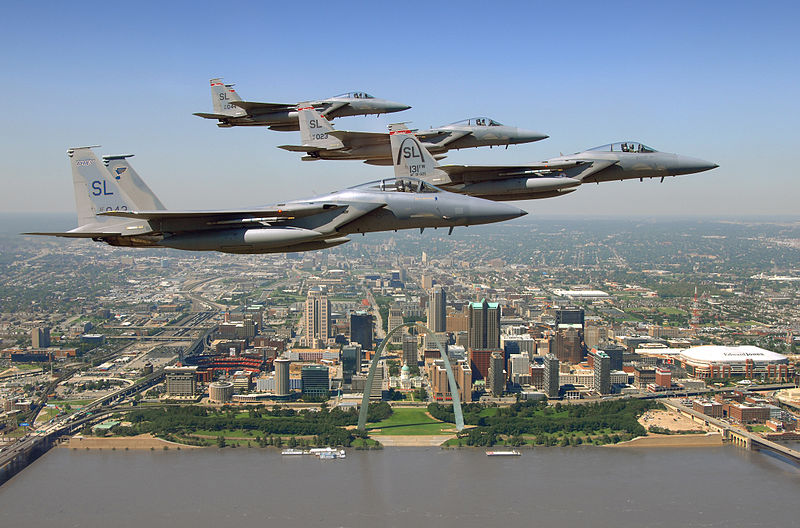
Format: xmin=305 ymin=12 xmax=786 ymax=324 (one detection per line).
xmin=357 ymin=321 xmax=464 ymax=432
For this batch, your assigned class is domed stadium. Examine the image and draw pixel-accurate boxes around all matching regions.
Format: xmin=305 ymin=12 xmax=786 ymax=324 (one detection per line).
xmin=678 ymin=345 xmax=793 ymax=381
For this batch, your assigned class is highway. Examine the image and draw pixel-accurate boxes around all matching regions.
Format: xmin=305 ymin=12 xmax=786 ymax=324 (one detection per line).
xmin=0 ymin=368 xmax=169 ymax=486
xmin=364 ymin=287 xmax=386 ymax=340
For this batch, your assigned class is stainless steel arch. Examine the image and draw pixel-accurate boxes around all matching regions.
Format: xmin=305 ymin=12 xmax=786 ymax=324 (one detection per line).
xmin=357 ymin=321 xmax=464 ymax=431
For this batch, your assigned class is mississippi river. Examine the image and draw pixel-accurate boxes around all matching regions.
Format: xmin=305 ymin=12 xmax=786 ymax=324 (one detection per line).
xmin=1 ymin=445 xmax=798 ymax=527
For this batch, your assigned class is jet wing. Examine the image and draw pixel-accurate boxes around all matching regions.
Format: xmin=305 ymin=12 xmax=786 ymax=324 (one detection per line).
xmin=437 ymin=160 xmax=602 ymax=183
xmin=415 ymin=130 xmax=471 ymax=146
xmin=318 ymin=101 xmax=348 ymax=116
xmin=23 ymin=231 xmax=121 ymax=238
xmin=560 ymin=159 xmax=619 ymax=181
xmin=326 ymin=130 xmax=389 ymax=147
xmin=99 ymin=203 xmax=346 ymax=222
xmin=230 ymin=101 xmax=296 ymax=113
xmin=363 ymin=159 xmax=394 ymax=166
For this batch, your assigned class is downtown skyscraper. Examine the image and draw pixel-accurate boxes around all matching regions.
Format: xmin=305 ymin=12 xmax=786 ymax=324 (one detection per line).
xmin=427 ymin=285 xmax=447 ymax=333
xmin=302 ymin=288 xmax=330 ymax=347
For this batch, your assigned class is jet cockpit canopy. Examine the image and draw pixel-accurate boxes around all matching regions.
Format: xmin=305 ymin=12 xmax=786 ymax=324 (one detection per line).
xmin=588 ymin=142 xmax=656 ymax=153
xmin=334 ymin=92 xmax=375 ymax=99
xmin=351 ymin=177 xmax=441 ymax=194
xmin=448 ymin=117 xmax=503 ymax=127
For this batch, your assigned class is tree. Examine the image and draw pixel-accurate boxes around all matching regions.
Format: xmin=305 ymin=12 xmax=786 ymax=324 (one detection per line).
xmin=216 ymin=435 xmax=226 ymax=448
xmin=388 ymin=360 xmax=401 ymax=377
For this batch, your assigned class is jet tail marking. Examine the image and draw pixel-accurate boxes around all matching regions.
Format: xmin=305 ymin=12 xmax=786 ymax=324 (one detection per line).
xmin=298 ymin=107 xmax=344 ymax=150
xmin=102 ymin=154 xmax=166 ymax=211
xmin=210 ymin=78 xmax=246 ymax=117
xmin=388 ymin=126 xmax=440 ymax=182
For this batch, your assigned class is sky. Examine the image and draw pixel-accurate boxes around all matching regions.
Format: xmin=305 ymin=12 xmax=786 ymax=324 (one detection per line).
xmin=1 ymin=1 xmax=798 ymax=217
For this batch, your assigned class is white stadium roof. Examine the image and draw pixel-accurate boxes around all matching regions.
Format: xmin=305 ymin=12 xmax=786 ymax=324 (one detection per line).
xmin=680 ymin=345 xmax=787 ymax=364
xmin=552 ymin=289 xmax=609 ymax=298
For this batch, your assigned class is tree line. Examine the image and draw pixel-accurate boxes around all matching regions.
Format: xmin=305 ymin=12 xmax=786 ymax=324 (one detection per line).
xmin=112 ymin=402 xmax=393 ymax=447
xmin=429 ymin=399 xmax=657 ymax=445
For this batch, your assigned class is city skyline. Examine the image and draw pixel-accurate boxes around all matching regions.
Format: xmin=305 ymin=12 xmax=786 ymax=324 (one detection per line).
xmin=1 ymin=2 xmax=799 ymax=216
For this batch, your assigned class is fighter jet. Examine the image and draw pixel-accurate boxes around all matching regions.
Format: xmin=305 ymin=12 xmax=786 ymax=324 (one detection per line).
xmin=278 ymin=107 xmax=548 ymax=165
xmin=193 ymin=78 xmax=410 ymax=130
xmin=24 ymin=147 xmax=526 ymax=254
xmin=390 ymin=127 xmax=719 ymax=201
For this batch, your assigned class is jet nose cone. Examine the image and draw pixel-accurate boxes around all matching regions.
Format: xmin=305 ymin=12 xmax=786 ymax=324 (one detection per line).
xmin=383 ymin=101 xmax=411 ymax=113
xmin=514 ymin=128 xmax=549 ymax=144
xmin=474 ymin=200 xmax=528 ymax=224
xmin=673 ymin=156 xmax=720 ymax=175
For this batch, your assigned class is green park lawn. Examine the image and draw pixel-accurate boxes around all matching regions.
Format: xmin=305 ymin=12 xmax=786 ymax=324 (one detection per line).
xmin=193 ymin=429 xmax=258 ymax=438
xmin=367 ymin=407 xmax=454 ymax=435
xmin=36 ymin=407 xmax=61 ymax=422
xmin=658 ymin=307 xmax=688 ymax=316
xmin=748 ymin=424 xmax=771 ymax=433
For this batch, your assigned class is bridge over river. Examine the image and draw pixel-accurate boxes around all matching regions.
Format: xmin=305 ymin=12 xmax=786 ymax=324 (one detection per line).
xmin=665 ymin=400 xmax=800 ymax=465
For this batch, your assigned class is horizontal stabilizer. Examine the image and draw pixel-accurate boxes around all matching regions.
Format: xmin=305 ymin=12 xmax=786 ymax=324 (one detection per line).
xmin=230 ymin=101 xmax=295 ymax=113
xmin=193 ymin=112 xmax=233 ymax=120
xmin=278 ymin=145 xmax=322 ymax=153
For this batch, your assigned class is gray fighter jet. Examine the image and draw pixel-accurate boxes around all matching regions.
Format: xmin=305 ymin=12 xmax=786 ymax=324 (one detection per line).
xmin=193 ymin=78 xmax=410 ymax=130
xmin=25 ymin=147 xmax=526 ymax=254
xmin=278 ymin=107 xmax=548 ymax=165
xmin=390 ymin=127 xmax=719 ymax=201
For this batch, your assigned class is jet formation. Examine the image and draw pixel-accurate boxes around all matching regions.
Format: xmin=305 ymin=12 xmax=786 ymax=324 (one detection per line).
xmin=30 ymin=78 xmax=718 ymax=254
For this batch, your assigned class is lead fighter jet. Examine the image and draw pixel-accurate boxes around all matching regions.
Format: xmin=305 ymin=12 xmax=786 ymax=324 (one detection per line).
xmin=278 ymin=107 xmax=547 ymax=165
xmin=193 ymin=78 xmax=410 ymax=130
xmin=25 ymin=148 xmax=526 ymax=254
xmin=390 ymin=126 xmax=719 ymax=200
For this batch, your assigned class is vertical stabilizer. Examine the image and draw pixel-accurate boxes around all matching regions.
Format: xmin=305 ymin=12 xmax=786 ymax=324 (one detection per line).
xmin=389 ymin=124 xmax=439 ymax=181
xmin=102 ymin=155 xmax=166 ymax=210
xmin=298 ymin=106 xmax=344 ymax=149
xmin=210 ymin=78 xmax=246 ymax=116
xmin=69 ymin=147 xmax=135 ymax=226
